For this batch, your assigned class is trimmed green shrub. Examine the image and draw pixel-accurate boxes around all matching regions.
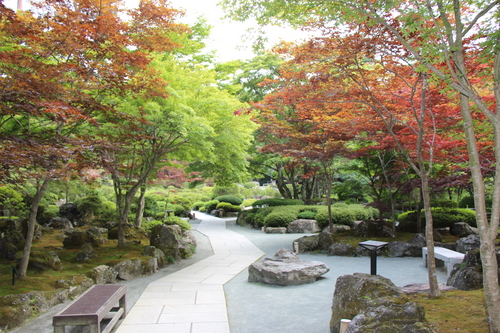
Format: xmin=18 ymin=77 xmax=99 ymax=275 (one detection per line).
xmin=315 ymin=207 xmax=357 ymax=229
xmin=0 ymin=185 xmax=24 ymax=217
xmin=264 ymin=206 xmax=300 ymax=227
xmin=297 ymin=210 xmax=317 ymax=219
xmin=241 ymin=199 xmax=257 ymax=207
xmin=141 ymin=220 xmax=163 ymax=234
xmin=203 ymin=200 xmax=220 ymax=212
xmin=214 ymin=195 xmax=243 ymax=206
xmin=164 ymin=216 xmax=191 ymax=231
xmin=216 ymin=202 xmax=242 ymax=212
xmin=37 ymin=204 xmax=59 ymax=225
xmin=398 ymin=207 xmax=477 ymax=232
xmin=76 ymin=195 xmax=104 ymax=222
xmin=252 ymin=198 xmax=304 ymax=207
xmin=171 ymin=196 xmax=192 ymax=211
xmin=192 ymin=201 xmax=205 ymax=210
xmin=253 ymin=207 xmax=274 ymax=227
xmin=349 ymin=205 xmax=377 ymax=220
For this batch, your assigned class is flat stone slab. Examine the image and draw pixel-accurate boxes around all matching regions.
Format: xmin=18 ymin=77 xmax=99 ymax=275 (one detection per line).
xmin=248 ymin=248 xmax=329 ymax=286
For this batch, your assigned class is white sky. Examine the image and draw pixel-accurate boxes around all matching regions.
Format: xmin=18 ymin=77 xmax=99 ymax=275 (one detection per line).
xmin=4 ymin=0 xmax=313 ymax=63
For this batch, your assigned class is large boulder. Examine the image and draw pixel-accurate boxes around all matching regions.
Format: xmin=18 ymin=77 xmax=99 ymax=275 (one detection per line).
xmin=387 ymin=241 xmax=422 ymax=257
xmin=248 ymin=248 xmax=330 ymax=286
xmin=353 ymin=220 xmax=395 ymax=238
xmin=75 ymin=243 xmax=97 ymax=262
xmin=287 ymin=219 xmax=320 ymax=233
xmin=47 ymin=217 xmax=73 ymax=229
xmin=27 ymin=251 xmax=63 ymax=272
xmin=150 ymin=224 xmax=181 ymax=261
xmin=328 ymin=243 xmax=355 ymax=256
xmin=330 ymin=273 xmax=434 ymax=333
xmin=293 ymin=235 xmax=319 ymax=253
xmin=113 ymin=259 xmax=145 ymax=281
xmin=143 ymin=246 xmax=168 ymax=268
xmin=62 ymin=228 xmax=106 ymax=248
xmin=58 ymin=203 xmax=81 ymax=224
xmin=450 ymin=222 xmax=478 ymax=237
xmin=88 ymin=265 xmax=118 ymax=284
xmin=447 ymin=248 xmax=484 ymax=290
xmin=456 ymin=234 xmax=480 ymax=254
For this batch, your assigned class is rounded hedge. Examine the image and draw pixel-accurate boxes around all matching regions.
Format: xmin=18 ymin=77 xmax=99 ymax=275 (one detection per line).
xmin=216 ymin=202 xmax=242 ymax=212
xmin=214 ymin=195 xmax=243 ymax=206
xmin=252 ymin=198 xmax=304 ymax=207
xmin=398 ymin=207 xmax=476 ymax=232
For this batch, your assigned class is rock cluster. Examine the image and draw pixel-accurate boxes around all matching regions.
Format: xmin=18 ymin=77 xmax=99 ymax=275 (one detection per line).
xmin=248 ymin=248 xmax=329 ymax=286
xmin=330 ymin=273 xmax=435 ymax=333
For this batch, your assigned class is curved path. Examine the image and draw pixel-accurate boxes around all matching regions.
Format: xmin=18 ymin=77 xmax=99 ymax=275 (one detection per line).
xmin=115 ymin=212 xmax=264 ymax=333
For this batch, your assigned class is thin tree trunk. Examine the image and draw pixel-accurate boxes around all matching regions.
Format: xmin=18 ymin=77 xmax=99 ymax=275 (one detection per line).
xmin=420 ymin=173 xmax=440 ymax=297
xmin=135 ymin=183 xmax=146 ymax=227
xmin=18 ymin=179 xmax=50 ymax=279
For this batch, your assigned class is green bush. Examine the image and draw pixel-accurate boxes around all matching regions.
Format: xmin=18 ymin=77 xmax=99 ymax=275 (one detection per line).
xmin=192 ymin=201 xmax=205 ymax=210
xmin=164 ymin=216 xmax=191 ymax=231
xmin=252 ymin=207 xmax=274 ymax=227
xmin=171 ymin=196 xmax=192 ymax=211
xmin=76 ymin=195 xmax=104 ymax=222
xmin=203 ymin=200 xmax=220 ymax=212
xmin=141 ymin=220 xmax=163 ymax=234
xmin=264 ymin=206 xmax=300 ymax=227
xmin=315 ymin=207 xmax=357 ymax=229
xmin=297 ymin=210 xmax=317 ymax=219
xmin=216 ymin=202 xmax=242 ymax=212
xmin=214 ymin=195 xmax=243 ymax=206
xmin=398 ymin=207 xmax=477 ymax=232
xmin=349 ymin=204 xmax=377 ymax=220
xmin=101 ymin=201 xmax=117 ymax=220
xmin=37 ymin=204 xmax=59 ymax=225
xmin=241 ymin=199 xmax=257 ymax=207
xmin=0 ymin=185 xmax=24 ymax=217
xmin=252 ymin=198 xmax=304 ymax=207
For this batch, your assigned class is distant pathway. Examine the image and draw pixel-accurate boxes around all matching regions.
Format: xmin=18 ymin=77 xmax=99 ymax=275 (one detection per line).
xmin=116 ymin=213 xmax=264 ymax=333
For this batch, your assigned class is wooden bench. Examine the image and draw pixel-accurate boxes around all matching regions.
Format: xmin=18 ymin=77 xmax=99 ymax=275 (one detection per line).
xmin=422 ymin=246 xmax=465 ymax=277
xmin=53 ymin=285 xmax=127 ymax=333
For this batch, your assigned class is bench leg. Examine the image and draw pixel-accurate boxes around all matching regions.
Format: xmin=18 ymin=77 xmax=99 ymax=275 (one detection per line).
xmin=90 ymin=324 xmax=100 ymax=333
xmin=54 ymin=326 xmax=65 ymax=333
xmin=119 ymin=294 xmax=127 ymax=319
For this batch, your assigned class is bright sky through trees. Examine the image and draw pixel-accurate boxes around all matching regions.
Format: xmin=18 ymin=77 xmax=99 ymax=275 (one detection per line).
xmin=4 ymin=0 xmax=314 ymax=62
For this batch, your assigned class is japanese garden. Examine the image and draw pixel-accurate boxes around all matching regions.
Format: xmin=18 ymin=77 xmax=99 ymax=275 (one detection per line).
xmin=0 ymin=0 xmax=499 ymax=332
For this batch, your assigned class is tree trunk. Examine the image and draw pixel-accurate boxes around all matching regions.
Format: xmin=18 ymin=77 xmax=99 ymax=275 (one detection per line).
xmin=18 ymin=179 xmax=50 ymax=279
xmin=420 ymin=173 xmax=440 ymax=298
xmin=135 ymin=183 xmax=146 ymax=227
xmin=461 ymin=94 xmax=500 ymax=332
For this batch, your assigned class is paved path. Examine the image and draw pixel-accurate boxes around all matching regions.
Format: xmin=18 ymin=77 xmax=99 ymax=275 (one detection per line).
xmin=115 ymin=213 xmax=264 ymax=333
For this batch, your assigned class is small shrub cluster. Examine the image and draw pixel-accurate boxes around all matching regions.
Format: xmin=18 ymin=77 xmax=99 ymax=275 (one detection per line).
xmin=431 ymin=200 xmax=458 ymax=208
xmin=264 ymin=206 xmax=302 ymax=227
xmin=297 ymin=210 xmax=317 ymax=219
xmin=214 ymin=195 xmax=243 ymax=206
xmin=203 ymin=200 xmax=220 ymax=213
xmin=163 ymin=216 xmax=191 ymax=231
xmin=192 ymin=201 xmax=205 ymax=210
xmin=398 ymin=207 xmax=476 ymax=232
xmin=252 ymin=198 xmax=304 ymax=207
xmin=216 ymin=202 xmax=242 ymax=212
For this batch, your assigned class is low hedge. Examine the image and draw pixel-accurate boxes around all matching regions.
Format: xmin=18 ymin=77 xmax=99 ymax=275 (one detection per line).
xmin=216 ymin=202 xmax=242 ymax=212
xmin=237 ymin=203 xmax=378 ymax=229
xmin=398 ymin=207 xmax=476 ymax=232
xmin=214 ymin=195 xmax=243 ymax=206
xmin=252 ymin=198 xmax=304 ymax=207
xmin=203 ymin=200 xmax=220 ymax=212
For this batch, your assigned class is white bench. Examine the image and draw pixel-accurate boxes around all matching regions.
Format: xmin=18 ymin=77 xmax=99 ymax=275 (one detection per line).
xmin=422 ymin=246 xmax=465 ymax=277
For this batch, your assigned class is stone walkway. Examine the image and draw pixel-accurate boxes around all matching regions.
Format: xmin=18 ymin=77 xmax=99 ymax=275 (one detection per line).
xmin=115 ymin=213 xmax=264 ymax=333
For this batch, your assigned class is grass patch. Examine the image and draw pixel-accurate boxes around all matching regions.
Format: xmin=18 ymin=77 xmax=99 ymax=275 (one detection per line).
xmin=409 ymin=289 xmax=488 ymax=333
